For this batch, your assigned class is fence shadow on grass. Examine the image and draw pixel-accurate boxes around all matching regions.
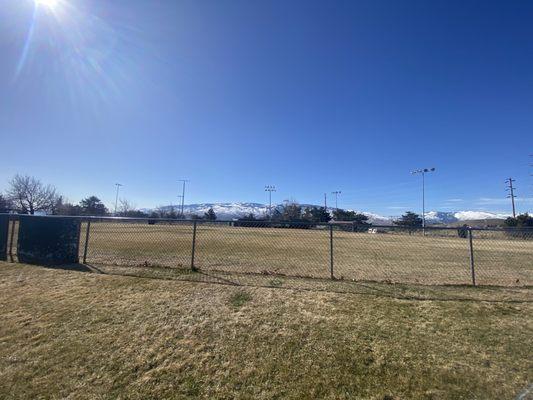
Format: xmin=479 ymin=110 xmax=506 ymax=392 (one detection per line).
xmin=41 ymin=263 xmax=96 ymax=273
xmin=54 ymin=261 xmax=533 ymax=304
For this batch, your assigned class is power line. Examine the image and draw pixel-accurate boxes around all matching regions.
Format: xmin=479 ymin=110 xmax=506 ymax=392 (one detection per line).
xmin=331 ymin=191 xmax=341 ymax=210
xmin=505 ymin=177 xmax=517 ymax=218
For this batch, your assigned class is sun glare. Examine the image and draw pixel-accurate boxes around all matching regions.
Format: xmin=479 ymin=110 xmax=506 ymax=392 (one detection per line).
xmin=35 ymin=0 xmax=60 ymax=9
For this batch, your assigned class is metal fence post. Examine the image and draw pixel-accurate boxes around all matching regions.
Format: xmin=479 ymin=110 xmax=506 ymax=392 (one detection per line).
xmin=191 ymin=220 xmax=198 ymax=271
xmin=9 ymin=216 xmax=15 ymax=262
xmin=329 ymin=224 xmax=334 ymax=279
xmin=468 ymin=228 xmax=476 ymax=286
xmin=82 ymin=220 xmax=91 ymax=264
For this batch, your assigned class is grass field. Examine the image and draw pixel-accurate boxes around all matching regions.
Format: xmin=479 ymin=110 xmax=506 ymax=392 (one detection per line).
xmin=76 ymin=222 xmax=533 ymax=287
xmin=0 ymin=262 xmax=531 ymax=399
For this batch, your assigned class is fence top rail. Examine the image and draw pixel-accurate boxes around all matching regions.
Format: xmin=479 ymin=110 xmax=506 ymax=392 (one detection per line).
xmin=1 ymin=213 xmax=532 ymax=232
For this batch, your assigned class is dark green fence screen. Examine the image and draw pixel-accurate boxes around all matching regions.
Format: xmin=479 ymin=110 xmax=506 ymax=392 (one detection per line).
xmin=17 ymin=216 xmax=80 ymax=265
xmin=0 ymin=215 xmax=8 ymax=261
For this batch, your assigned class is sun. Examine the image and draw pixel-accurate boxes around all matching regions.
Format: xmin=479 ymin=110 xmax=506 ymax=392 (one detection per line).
xmin=35 ymin=0 xmax=60 ymax=9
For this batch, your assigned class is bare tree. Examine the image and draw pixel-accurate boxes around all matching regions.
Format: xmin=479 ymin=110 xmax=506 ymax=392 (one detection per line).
xmin=50 ymin=196 xmax=81 ymax=216
xmin=118 ymin=198 xmax=136 ymax=216
xmin=116 ymin=198 xmax=148 ymax=218
xmin=7 ymin=174 xmax=59 ymax=215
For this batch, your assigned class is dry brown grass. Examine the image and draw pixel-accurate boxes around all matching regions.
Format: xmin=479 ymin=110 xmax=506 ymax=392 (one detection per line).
xmin=74 ymin=222 xmax=533 ymax=286
xmin=0 ymin=262 xmax=532 ymax=399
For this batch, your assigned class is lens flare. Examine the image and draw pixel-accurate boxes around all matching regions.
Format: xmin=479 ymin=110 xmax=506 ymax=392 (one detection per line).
xmin=35 ymin=0 xmax=60 ymax=9
xmin=15 ymin=0 xmax=146 ymax=114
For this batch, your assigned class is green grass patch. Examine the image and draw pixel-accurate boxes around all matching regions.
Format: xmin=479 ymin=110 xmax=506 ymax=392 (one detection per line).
xmin=268 ymin=278 xmax=283 ymax=287
xmin=228 ymin=290 xmax=253 ymax=308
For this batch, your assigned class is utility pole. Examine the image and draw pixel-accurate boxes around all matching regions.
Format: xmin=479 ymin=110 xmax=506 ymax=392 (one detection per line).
xmin=178 ymin=180 xmax=188 ymax=218
xmin=324 ymin=193 xmax=327 ymax=209
xmin=331 ymin=191 xmax=341 ymax=211
xmin=114 ymin=183 xmax=123 ymax=216
xmin=505 ymin=178 xmax=517 ymax=218
xmin=529 ymin=154 xmax=533 ymax=193
xmin=265 ymin=185 xmax=276 ymax=220
xmin=411 ymin=167 xmax=436 ymax=233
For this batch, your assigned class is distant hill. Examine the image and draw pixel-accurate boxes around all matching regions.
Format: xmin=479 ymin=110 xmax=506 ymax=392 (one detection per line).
xmin=142 ymin=203 xmax=271 ymax=220
xmin=425 ymin=211 xmax=509 ymax=225
xmin=141 ymin=202 xmax=511 ymax=226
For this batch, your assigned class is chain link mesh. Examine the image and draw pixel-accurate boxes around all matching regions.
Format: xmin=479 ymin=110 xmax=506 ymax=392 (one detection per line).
xmin=3 ymin=216 xmax=532 ymax=288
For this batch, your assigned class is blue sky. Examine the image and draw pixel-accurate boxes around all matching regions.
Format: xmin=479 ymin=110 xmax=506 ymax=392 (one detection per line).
xmin=0 ymin=0 xmax=532 ymax=216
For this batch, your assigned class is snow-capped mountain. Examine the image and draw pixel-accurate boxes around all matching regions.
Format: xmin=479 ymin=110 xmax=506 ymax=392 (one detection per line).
xmin=147 ymin=203 xmax=271 ymax=220
xmin=359 ymin=212 xmax=392 ymax=225
xmin=424 ymin=211 xmax=509 ymax=224
xmin=143 ymin=202 xmax=509 ymax=225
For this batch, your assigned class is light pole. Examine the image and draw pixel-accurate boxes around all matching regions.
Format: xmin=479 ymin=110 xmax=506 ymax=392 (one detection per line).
xmin=178 ymin=180 xmax=189 ymax=218
xmin=265 ymin=185 xmax=276 ymax=220
xmin=411 ymin=167 xmax=435 ymax=232
xmin=331 ymin=191 xmax=341 ymax=211
xmin=114 ymin=183 xmax=123 ymax=216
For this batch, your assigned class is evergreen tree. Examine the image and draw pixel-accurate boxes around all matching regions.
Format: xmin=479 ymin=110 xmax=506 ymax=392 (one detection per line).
xmin=204 ymin=208 xmax=217 ymax=221
xmin=394 ymin=211 xmax=423 ymax=228
xmin=270 ymin=208 xmax=283 ymax=222
xmin=457 ymin=224 xmax=469 ymax=239
xmin=79 ymin=196 xmax=108 ymax=216
xmin=303 ymin=206 xmax=331 ymax=223
xmin=504 ymin=213 xmax=533 ymax=228
xmin=332 ymin=209 xmax=369 ymax=225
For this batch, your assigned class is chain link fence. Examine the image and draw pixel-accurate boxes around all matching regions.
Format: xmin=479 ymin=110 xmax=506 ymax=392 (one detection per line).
xmin=3 ymin=215 xmax=532 ymax=289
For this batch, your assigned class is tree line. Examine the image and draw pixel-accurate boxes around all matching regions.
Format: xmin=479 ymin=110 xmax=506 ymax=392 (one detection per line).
xmin=236 ymin=206 xmax=428 ymax=229
xmin=2 ymin=174 xmax=531 ymax=228
xmin=0 ymin=174 xmax=121 ymax=216
xmin=0 ymin=174 xmax=220 ymax=219
xmin=235 ymin=203 xmax=371 ymax=227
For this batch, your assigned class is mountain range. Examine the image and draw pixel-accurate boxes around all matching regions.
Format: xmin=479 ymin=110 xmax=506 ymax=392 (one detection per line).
xmin=142 ymin=203 xmax=510 ymax=225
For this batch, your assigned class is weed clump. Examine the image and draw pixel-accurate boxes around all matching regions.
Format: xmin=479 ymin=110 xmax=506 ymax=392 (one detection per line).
xmin=228 ymin=290 xmax=252 ymax=308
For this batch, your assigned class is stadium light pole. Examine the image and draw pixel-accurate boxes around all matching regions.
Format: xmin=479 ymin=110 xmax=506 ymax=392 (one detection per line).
xmin=265 ymin=185 xmax=276 ymax=220
xmin=411 ymin=168 xmax=435 ymax=233
xmin=114 ymin=183 xmax=123 ymax=216
xmin=331 ymin=191 xmax=341 ymax=211
xmin=178 ymin=180 xmax=189 ymax=218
